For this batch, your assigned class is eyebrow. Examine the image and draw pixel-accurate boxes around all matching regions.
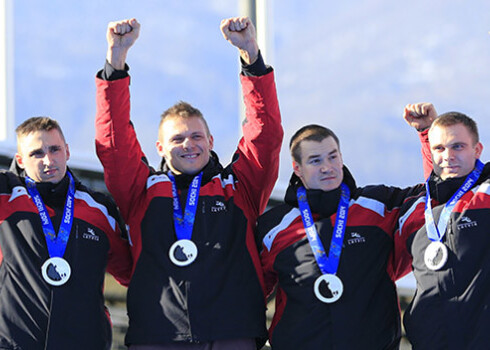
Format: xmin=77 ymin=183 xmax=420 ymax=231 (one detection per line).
xmin=29 ymin=148 xmax=44 ymax=155
xmin=171 ymin=131 xmax=205 ymax=138
xmin=28 ymin=145 xmax=62 ymax=155
xmin=306 ymin=149 xmax=338 ymax=160
xmin=432 ymin=141 xmax=468 ymax=148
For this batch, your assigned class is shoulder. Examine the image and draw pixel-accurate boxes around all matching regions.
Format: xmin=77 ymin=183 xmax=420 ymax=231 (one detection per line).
xmin=354 ymin=183 xmax=425 ymax=209
xmin=75 ymin=182 xmax=117 ymax=211
xmin=0 ymin=170 xmax=23 ymax=193
xmin=74 ymin=182 xmax=127 ymax=235
xmin=257 ymin=204 xmax=299 ymax=238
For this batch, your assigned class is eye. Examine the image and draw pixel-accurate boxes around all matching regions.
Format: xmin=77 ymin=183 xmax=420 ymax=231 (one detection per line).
xmin=30 ymin=150 xmax=45 ymax=158
xmin=192 ymin=134 xmax=203 ymax=140
xmin=172 ymin=136 xmax=184 ymax=143
xmin=328 ymin=154 xmax=337 ymax=161
xmin=49 ymin=146 xmax=61 ymax=153
xmin=308 ymin=158 xmax=321 ymax=165
xmin=453 ymin=144 xmax=464 ymax=150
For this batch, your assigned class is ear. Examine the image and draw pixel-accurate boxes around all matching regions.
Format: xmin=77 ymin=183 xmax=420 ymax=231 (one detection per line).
xmin=292 ymin=160 xmax=302 ymax=178
xmin=475 ymin=142 xmax=483 ymax=159
xmin=15 ymin=153 xmax=25 ymax=169
xmin=65 ymin=144 xmax=70 ymax=161
xmin=156 ymin=140 xmax=165 ymax=158
xmin=208 ymin=134 xmax=214 ymax=150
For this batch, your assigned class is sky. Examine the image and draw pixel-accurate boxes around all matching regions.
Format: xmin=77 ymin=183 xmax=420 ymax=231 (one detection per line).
xmin=9 ymin=0 xmax=490 ymax=200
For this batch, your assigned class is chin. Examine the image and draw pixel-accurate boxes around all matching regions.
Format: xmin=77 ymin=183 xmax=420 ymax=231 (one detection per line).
xmin=181 ymin=167 xmax=203 ymax=176
xmin=320 ymin=184 xmax=338 ymax=192
xmin=441 ymin=173 xmax=460 ymax=180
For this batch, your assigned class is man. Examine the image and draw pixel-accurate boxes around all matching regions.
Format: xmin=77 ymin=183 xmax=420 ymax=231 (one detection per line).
xmin=397 ymin=105 xmax=489 ymax=349
xmin=0 ymin=117 xmax=132 ymax=349
xmin=95 ymin=17 xmax=282 ymax=349
xmin=256 ymin=123 xmax=430 ymax=349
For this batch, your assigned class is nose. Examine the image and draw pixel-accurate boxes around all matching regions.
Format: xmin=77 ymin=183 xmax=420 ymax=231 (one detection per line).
xmin=443 ymin=148 xmax=455 ymax=160
xmin=182 ymin=137 xmax=194 ymax=150
xmin=42 ymin=153 xmax=53 ymax=166
xmin=320 ymin=164 xmax=331 ymax=173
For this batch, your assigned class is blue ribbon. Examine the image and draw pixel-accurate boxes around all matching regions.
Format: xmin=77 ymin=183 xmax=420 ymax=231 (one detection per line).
xmin=25 ymin=172 xmax=75 ymax=258
xmin=168 ymin=172 xmax=202 ymax=240
xmin=425 ymin=159 xmax=484 ymax=242
xmin=297 ymin=183 xmax=350 ymax=275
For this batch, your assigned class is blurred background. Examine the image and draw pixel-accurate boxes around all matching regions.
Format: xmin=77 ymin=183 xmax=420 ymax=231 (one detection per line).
xmin=1 ymin=0 xmax=489 ymax=348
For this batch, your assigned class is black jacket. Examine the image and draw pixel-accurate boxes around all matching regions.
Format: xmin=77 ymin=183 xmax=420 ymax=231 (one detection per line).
xmin=0 ymin=165 xmax=131 ymax=350
xmin=95 ymin=67 xmax=282 ymax=345
xmin=257 ymin=168 xmax=424 ymax=350
xmin=399 ymin=162 xmax=490 ymax=349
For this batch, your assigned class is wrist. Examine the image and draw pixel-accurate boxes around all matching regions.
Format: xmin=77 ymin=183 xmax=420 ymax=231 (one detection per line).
xmin=106 ymin=47 xmax=128 ymax=70
xmin=238 ymin=40 xmax=259 ymax=65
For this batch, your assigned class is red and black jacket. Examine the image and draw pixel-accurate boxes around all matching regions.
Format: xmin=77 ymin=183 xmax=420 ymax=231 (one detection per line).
xmin=257 ymin=169 xmax=424 ymax=350
xmin=0 ymin=168 xmax=132 ymax=350
xmin=95 ymin=63 xmax=282 ymax=345
xmin=397 ymin=162 xmax=490 ymax=349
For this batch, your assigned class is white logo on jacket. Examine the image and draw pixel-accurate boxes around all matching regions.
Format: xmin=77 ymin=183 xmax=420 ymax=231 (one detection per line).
xmin=347 ymin=232 xmax=366 ymax=245
xmin=211 ymin=200 xmax=227 ymax=213
xmin=82 ymin=227 xmax=100 ymax=241
xmin=457 ymin=216 xmax=477 ymax=230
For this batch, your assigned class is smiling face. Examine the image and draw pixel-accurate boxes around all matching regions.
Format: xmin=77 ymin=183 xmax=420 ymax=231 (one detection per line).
xmin=15 ymin=129 xmax=70 ymax=183
xmin=156 ymin=115 xmax=214 ymax=175
xmin=429 ymin=123 xmax=483 ymax=180
xmin=293 ymin=136 xmax=344 ymax=191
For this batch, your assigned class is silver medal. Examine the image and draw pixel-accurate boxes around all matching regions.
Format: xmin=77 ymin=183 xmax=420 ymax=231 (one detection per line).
xmin=41 ymin=257 xmax=71 ymax=286
xmin=169 ymin=239 xmax=198 ymax=267
xmin=424 ymin=241 xmax=448 ymax=270
xmin=314 ymin=274 xmax=343 ymax=303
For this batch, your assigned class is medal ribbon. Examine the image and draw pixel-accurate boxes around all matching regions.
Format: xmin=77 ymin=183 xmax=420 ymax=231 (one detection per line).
xmin=297 ymin=183 xmax=350 ymax=275
xmin=25 ymin=172 xmax=75 ymax=258
xmin=168 ymin=172 xmax=202 ymax=240
xmin=425 ymin=159 xmax=484 ymax=242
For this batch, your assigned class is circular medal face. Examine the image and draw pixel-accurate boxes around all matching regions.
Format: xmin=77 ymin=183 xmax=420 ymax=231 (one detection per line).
xmin=424 ymin=241 xmax=448 ymax=270
xmin=314 ymin=274 xmax=343 ymax=303
xmin=41 ymin=257 xmax=71 ymax=286
xmin=169 ymin=239 xmax=198 ymax=267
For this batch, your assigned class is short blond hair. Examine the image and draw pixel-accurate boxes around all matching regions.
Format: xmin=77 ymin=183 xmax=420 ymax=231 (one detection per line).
xmin=15 ymin=116 xmax=66 ymax=150
xmin=158 ymin=101 xmax=210 ymax=140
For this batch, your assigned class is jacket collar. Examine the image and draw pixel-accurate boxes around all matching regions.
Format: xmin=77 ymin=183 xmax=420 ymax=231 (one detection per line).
xmin=428 ymin=161 xmax=490 ymax=203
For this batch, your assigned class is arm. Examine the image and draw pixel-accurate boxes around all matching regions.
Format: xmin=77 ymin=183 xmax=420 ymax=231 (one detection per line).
xmin=221 ymin=17 xmax=283 ymax=215
xmin=357 ymin=184 xmax=425 ymax=280
xmin=391 ymin=192 xmax=427 ymax=280
xmin=403 ymin=102 xmax=436 ymax=179
xmin=104 ymin=197 xmax=133 ymax=286
xmin=256 ymin=219 xmax=279 ymax=299
xmin=95 ymin=19 xmax=149 ymax=220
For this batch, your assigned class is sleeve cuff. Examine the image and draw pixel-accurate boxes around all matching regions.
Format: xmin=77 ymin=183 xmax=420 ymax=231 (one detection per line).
xmin=240 ymin=51 xmax=272 ymax=77
xmin=96 ymin=60 xmax=130 ymax=81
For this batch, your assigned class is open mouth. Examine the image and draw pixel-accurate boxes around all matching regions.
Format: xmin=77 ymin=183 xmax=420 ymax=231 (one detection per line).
xmin=181 ymin=153 xmax=199 ymax=159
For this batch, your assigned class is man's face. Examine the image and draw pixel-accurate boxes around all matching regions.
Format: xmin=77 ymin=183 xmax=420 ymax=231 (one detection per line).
xmin=429 ymin=123 xmax=483 ymax=180
xmin=293 ymin=136 xmax=344 ymax=191
xmin=156 ymin=116 xmax=214 ymax=175
xmin=15 ymin=129 xmax=70 ymax=183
